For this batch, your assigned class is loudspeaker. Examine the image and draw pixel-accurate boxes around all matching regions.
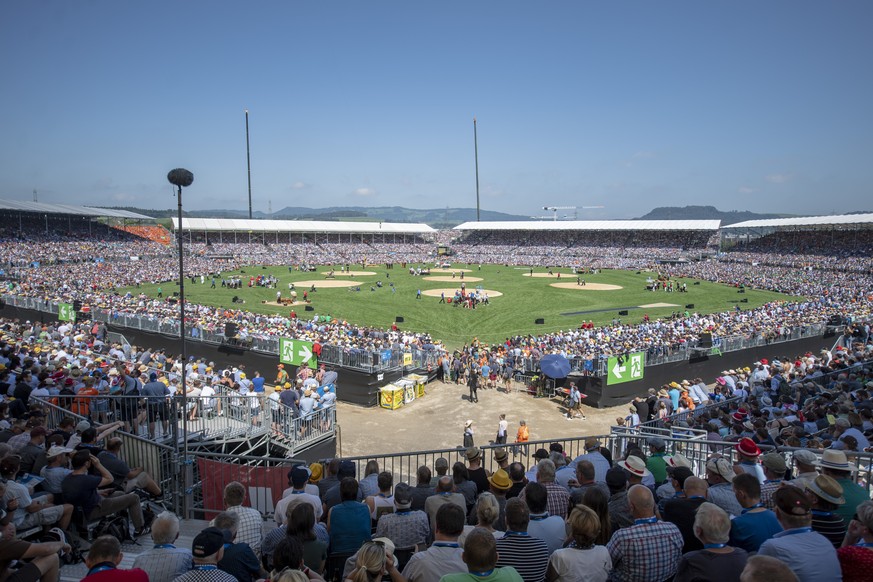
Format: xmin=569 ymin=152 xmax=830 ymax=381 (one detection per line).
xmin=737 ymin=289 xmax=745 ymax=294
xmin=618 ymin=310 xmax=628 ymax=316
xmin=172 ymin=291 xmax=179 ymax=297
xmin=685 ymin=304 xmax=694 ymax=309
xmin=396 ymin=316 xmax=404 ymax=323
xmin=740 ymin=298 xmax=748 ymax=303
xmin=72 ymin=300 xmax=82 ymax=312
xmin=534 ymin=318 xmax=545 ymax=325
xmin=699 ymin=333 xmax=713 ymax=348
xmin=304 ymin=305 xmax=314 ymax=311
xmin=224 ymin=322 xmax=238 ymax=337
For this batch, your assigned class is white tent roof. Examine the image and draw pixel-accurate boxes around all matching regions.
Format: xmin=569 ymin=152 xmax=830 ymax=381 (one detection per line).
xmin=173 ymin=217 xmax=436 ymax=234
xmin=0 ymin=199 xmax=154 ymax=219
xmin=723 ymin=213 xmax=873 ymax=229
xmin=453 ymin=219 xmax=721 ymax=231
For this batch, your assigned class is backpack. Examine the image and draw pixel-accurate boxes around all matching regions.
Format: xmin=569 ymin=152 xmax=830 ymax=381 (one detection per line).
xmin=41 ymin=527 xmax=83 ymax=565
xmin=124 ymin=377 xmax=142 ymax=396
xmin=94 ymin=514 xmax=132 ymax=543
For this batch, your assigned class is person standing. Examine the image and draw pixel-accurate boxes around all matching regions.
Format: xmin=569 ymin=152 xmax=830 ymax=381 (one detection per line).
xmin=515 ymin=420 xmax=529 ymax=457
xmin=468 ymin=370 xmax=479 ymax=403
xmin=463 ymin=421 xmax=475 ymax=448
xmin=496 ymin=414 xmax=508 ymax=445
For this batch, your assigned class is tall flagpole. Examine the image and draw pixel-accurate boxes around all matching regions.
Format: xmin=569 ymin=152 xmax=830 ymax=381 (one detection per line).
xmin=473 ymin=117 xmax=480 ymax=222
xmin=245 ymin=109 xmax=253 ymax=219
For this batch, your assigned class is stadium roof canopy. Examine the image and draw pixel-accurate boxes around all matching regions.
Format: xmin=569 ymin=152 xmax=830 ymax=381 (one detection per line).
xmin=454 ymin=219 xmax=721 ymax=231
xmin=0 ymin=199 xmax=154 ymax=220
xmin=723 ymin=214 xmax=873 ymax=229
xmin=173 ymin=217 xmax=437 ymax=234
xmin=722 ymin=213 xmax=873 ymax=230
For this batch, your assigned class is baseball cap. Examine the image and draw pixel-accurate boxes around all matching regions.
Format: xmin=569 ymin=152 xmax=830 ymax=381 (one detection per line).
xmin=192 ymin=527 xmax=225 ymax=558
xmin=75 ymin=421 xmax=91 ymax=433
xmin=533 ymin=448 xmax=550 ymax=460
xmin=393 ymin=483 xmax=413 ymax=509
xmin=289 ymin=466 xmax=310 ymax=488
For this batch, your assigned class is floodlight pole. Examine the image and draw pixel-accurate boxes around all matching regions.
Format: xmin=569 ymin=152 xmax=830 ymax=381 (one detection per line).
xmin=246 ymin=109 xmax=253 ymax=219
xmin=168 ymin=168 xmax=193 ymax=517
xmin=473 ymin=117 xmax=480 ymax=222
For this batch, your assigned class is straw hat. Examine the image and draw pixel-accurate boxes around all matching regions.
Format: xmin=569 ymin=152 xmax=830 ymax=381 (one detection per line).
xmin=618 ymin=455 xmax=651 ymax=478
xmin=815 ymin=449 xmax=857 ymax=472
xmin=488 ymin=469 xmax=512 ymax=491
xmin=806 ymin=474 xmax=845 ymax=505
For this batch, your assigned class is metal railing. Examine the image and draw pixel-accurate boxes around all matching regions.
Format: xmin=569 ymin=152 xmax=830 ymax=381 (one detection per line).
xmin=639 ymin=396 xmax=745 ymax=430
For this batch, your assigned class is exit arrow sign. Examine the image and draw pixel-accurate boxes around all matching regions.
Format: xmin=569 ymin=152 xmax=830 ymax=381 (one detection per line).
xmin=279 ymin=338 xmax=316 ymax=369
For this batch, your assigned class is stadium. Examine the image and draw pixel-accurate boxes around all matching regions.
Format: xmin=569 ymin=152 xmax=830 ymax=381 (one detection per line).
xmin=1 ymin=200 xmax=872 ymax=580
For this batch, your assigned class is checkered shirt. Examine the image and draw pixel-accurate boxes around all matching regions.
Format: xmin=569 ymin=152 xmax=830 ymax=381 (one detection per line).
xmin=518 ymin=481 xmax=572 ymax=520
xmin=607 ymin=520 xmax=683 ymax=582
xmin=225 ymin=505 xmax=264 ymax=556
xmin=375 ymin=510 xmax=431 ymax=549
xmin=759 ymin=480 xmax=782 ymax=511
xmin=132 ymin=545 xmax=193 ymax=582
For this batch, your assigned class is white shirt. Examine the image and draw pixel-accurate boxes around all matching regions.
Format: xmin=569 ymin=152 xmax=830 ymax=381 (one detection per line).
xmin=274 ymin=489 xmax=323 ymax=523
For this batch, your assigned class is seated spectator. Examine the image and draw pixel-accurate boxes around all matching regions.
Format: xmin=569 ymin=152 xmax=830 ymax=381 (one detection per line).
xmin=327 ymin=477 xmax=371 ymax=554
xmin=0 ymin=519 xmax=68 ymax=582
xmin=523 ymin=481 xmax=565 ymax=555
xmin=675 ymin=502 xmax=748 ymax=582
xmin=276 ymin=466 xmax=323 ymax=525
xmin=806 ymin=474 xmax=847 ymax=548
xmin=459 ymin=492 xmax=505 ymax=548
xmin=346 ymin=540 xmax=402 ymax=582
xmin=729 ymin=473 xmax=783 ymax=553
xmin=398 ymin=503 xmax=466 ymax=581
xmin=424 ymin=476 xmax=465 ymax=535
xmin=132 ymin=511 xmax=193 ymax=582
xmin=213 ymin=511 xmax=269 ymax=582
xmin=410 ymin=466 xmax=434 ymax=511
xmin=174 ymin=527 xmax=238 ymax=582
xmin=82 ymin=535 xmax=148 ymax=581
xmin=442 ymin=527 xmax=523 ymax=582
xmin=547 ymin=504 xmax=611 ymax=582
xmin=97 ymin=438 xmax=162 ymax=497
xmin=568 ymin=460 xmax=610 ymax=506
xmin=365 ymin=471 xmax=395 ymax=522
xmin=0 ymin=454 xmax=72 ymax=531
xmin=38 ymin=445 xmax=74 ymax=496
xmin=705 ymin=456 xmax=743 ymax=516
xmin=219 ymin=480 xmax=264 ymax=556
xmin=358 ymin=460 xmax=381 ymax=498
xmin=838 ymin=500 xmax=873 ymax=582
xmin=739 ymin=555 xmax=800 ymax=582
xmin=758 ymin=486 xmax=841 ymax=582
xmin=260 ymin=496 xmax=329 ymax=572
xmin=60 ymin=450 xmax=146 ymax=537
xmin=270 ymin=535 xmax=321 ymax=580
xmin=605 ymin=466 xmax=634 ymax=531
xmin=375 ymin=482 xmax=429 ymax=551
xmin=286 ymin=501 xmax=328 ymax=574
xmin=495 ymin=498 xmax=549 ymax=582
xmin=661 ymin=474 xmax=708 ymax=553
xmin=606 ymin=484 xmax=683 ymax=582
xmin=324 ymin=461 xmax=364 ymax=513
xmin=16 ymin=426 xmax=48 ymax=476
xmin=816 ymin=450 xmax=868 ymax=526
xmin=519 ymin=459 xmax=570 ymax=520
xmin=505 ymin=462 xmax=526 ymax=500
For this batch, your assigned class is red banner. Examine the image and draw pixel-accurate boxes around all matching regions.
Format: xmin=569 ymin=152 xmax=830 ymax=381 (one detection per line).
xmin=197 ymin=458 xmax=289 ymax=520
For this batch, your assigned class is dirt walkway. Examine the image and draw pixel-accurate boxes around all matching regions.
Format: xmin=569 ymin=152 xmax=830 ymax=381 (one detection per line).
xmin=334 ymin=379 xmax=623 ymax=458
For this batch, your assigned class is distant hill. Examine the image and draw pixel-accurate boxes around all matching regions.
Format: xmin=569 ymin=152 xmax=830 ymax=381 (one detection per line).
xmin=104 ymin=206 xmax=531 ymax=227
xmin=636 ymin=205 xmax=791 ymax=225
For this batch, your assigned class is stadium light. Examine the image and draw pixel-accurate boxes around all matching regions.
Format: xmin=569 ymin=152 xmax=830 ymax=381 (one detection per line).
xmin=167 ymin=167 xmax=193 ymax=517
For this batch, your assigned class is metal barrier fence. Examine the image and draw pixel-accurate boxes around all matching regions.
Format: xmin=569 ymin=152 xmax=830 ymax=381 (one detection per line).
xmin=639 ymin=396 xmax=745 ymax=430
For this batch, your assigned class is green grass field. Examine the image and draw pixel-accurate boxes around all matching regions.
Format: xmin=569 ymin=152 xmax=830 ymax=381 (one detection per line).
xmin=124 ymin=264 xmax=799 ymax=350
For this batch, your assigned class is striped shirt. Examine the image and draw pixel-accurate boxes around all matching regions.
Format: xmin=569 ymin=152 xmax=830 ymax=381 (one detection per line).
xmin=811 ymin=511 xmax=847 ymax=549
xmin=496 ymin=532 xmax=550 ymax=582
xmin=607 ymin=520 xmax=683 ymax=582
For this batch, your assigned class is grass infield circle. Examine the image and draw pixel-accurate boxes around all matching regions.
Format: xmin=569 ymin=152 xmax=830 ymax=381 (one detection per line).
xmin=549 ymin=282 xmax=623 ymax=291
xmin=429 ymin=268 xmax=473 ymax=273
xmin=319 ymin=271 xmax=376 ymax=276
xmin=421 ymin=288 xmax=503 ymax=298
xmin=292 ymin=280 xmax=361 ymax=288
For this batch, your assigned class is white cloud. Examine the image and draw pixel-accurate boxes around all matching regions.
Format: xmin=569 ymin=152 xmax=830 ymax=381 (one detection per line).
xmin=290 ymin=181 xmax=309 ymax=190
xmin=738 ymin=186 xmax=756 ymax=194
xmin=351 ymin=187 xmax=376 ymax=197
xmin=632 ymin=151 xmax=656 ymax=159
xmin=765 ymin=173 xmax=791 ymax=184
xmin=111 ymin=192 xmax=136 ymax=202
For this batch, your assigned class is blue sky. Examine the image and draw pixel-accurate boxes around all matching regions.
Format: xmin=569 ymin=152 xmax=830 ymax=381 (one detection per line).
xmin=1 ymin=1 xmax=871 ymax=218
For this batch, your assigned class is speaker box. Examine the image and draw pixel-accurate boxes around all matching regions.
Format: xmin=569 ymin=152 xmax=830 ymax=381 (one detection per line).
xmin=224 ymin=322 xmax=238 ymax=337
xmin=534 ymin=318 xmax=545 ymax=325
xmin=685 ymin=304 xmax=694 ymax=309
xmin=396 ymin=316 xmax=404 ymax=323
xmin=618 ymin=310 xmax=628 ymax=316
xmin=741 ymin=298 xmax=748 ymax=303
xmin=304 ymin=305 xmax=314 ymax=311
xmin=737 ymin=289 xmax=745 ymax=294
xmin=699 ymin=332 xmax=713 ymax=348
xmin=172 ymin=291 xmax=179 ymax=297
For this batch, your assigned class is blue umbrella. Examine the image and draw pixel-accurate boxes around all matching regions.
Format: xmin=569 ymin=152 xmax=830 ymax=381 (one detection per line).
xmin=539 ymin=354 xmax=571 ymax=379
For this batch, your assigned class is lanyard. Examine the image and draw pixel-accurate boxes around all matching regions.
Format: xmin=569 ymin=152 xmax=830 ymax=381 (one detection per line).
xmin=529 ymin=513 xmax=550 ymax=521
xmin=154 ymin=544 xmax=176 ymax=549
xmin=764 ymin=479 xmax=782 ymax=484
xmin=777 ymin=527 xmax=813 ymax=537
xmin=634 ymin=517 xmax=658 ymax=525
xmin=87 ymin=563 xmax=117 ymax=575
xmin=503 ymin=531 xmax=529 ymax=536
xmin=432 ymin=542 xmax=460 ymax=548
xmin=741 ymin=503 xmax=765 ymax=514
xmin=687 ymin=495 xmax=706 ymax=500
xmin=194 ymin=565 xmax=218 ymax=571
xmin=469 ymin=569 xmax=494 ymax=577
xmin=811 ymin=509 xmax=834 ymax=518
xmin=704 ymin=543 xmax=727 ymax=549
